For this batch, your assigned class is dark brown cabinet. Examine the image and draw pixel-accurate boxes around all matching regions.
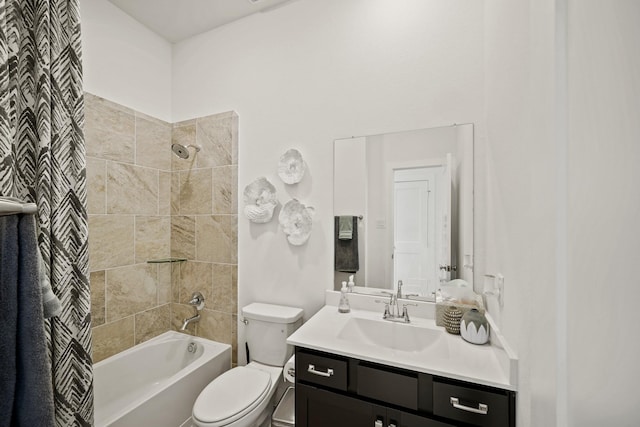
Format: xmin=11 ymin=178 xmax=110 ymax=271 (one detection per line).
xmin=297 ymin=383 xmax=453 ymax=427
xmin=295 ymin=347 xmax=516 ymax=427
xmin=296 ymin=383 xmax=374 ymax=427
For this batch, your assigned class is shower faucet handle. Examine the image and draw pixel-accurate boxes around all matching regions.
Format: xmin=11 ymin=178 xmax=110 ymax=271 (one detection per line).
xmin=188 ymin=292 xmax=205 ymax=310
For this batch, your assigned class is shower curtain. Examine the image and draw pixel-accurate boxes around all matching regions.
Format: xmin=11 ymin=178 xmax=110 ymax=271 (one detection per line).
xmin=0 ymin=0 xmax=93 ymax=425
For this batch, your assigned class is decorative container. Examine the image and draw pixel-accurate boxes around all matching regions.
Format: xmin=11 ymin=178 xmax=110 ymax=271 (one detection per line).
xmin=443 ymin=305 xmax=463 ymax=335
xmin=460 ymin=308 xmax=490 ymax=345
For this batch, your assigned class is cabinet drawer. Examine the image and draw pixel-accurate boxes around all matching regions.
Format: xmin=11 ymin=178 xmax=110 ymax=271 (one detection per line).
xmin=433 ymin=380 xmax=510 ymax=427
xmin=297 ymin=349 xmax=348 ymax=391
xmin=357 ymin=364 xmax=418 ymax=410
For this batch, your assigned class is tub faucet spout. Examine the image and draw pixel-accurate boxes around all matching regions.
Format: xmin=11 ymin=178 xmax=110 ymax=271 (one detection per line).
xmin=181 ymin=313 xmax=201 ymax=331
xmin=181 ymin=291 xmax=205 ymax=331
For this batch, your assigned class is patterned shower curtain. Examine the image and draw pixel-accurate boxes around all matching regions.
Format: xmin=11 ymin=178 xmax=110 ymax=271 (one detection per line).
xmin=0 ymin=0 xmax=93 ymax=425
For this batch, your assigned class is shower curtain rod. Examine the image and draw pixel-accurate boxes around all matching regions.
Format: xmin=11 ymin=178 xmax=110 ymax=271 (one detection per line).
xmin=0 ymin=196 xmax=37 ymax=216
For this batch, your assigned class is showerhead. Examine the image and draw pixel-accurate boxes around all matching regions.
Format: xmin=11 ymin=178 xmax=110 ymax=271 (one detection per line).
xmin=171 ymin=143 xmax=201 ymax=159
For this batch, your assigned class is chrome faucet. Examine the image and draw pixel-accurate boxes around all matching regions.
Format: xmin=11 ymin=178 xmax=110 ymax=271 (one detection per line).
xmin=397 ymin=280 xmax=403 ymax=299
xmin=376 ymin=291 xmax=417 ymax=323
xmin=181 ymin=292 xmax=204 ymax=331
xmin=181 ymin=313 xmax=201 ymax=331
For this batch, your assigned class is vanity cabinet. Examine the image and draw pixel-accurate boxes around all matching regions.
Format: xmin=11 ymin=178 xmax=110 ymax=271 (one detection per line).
xmin=296 ymin=384 xmax=452 ymax=427
xmin=295 ymin=347 xmax=516 ymax=427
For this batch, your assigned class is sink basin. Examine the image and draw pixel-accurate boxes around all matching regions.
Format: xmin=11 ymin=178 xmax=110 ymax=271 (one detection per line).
xmin=337 ymin=316 xmax=449 ymax=357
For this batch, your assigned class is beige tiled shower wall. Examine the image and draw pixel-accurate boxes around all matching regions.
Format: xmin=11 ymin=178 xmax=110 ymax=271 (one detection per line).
xmin=85 ymin=93 xmax=238 ymax=364
xmin=170 ymin=114 xmax=239 ymax=365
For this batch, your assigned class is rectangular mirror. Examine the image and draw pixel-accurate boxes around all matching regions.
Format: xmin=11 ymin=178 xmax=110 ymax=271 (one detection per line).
xmin=333 ymin=124 xmax=474 ymax=297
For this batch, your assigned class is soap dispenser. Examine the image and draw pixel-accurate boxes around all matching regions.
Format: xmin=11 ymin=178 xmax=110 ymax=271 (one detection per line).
xmin=347 ymin=275 xmax=355 ymax=293
xmin=338 ymin=281 xmax=351 ymax=313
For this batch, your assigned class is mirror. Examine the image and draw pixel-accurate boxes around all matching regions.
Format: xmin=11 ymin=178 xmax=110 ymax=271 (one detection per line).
xmin=333 ymin=124 xmax=473 ymax=297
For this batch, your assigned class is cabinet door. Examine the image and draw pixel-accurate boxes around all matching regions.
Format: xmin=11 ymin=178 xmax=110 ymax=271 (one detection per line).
xmin=296 ymin=383 xmax=373 ymax=427
xmin=374 ymin=405 xmax=455 ymax=427
xmin=398 ymin=411 xmax=454 ymax=427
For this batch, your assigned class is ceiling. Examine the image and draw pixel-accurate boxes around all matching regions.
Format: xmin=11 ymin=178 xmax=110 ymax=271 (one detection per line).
xmin=108 ymin=0 xmax=295 ymax=43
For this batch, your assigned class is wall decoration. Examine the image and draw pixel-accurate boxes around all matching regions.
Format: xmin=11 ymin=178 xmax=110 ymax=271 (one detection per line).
xmin=243 ymin=177 xmax=278 ymax=223
xmin=277 ymin=148 xmax=305 ymax=184
xmin=279 ymin=199 xmax=315 ymax=245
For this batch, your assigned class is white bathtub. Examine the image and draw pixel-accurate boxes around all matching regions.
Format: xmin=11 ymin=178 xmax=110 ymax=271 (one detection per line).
xmin=94 ymin=331 xmax=231 ymax=427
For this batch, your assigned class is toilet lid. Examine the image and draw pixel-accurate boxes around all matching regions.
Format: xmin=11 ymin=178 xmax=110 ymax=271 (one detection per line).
xmin=193 ymin=367 xmax=271 ymax=425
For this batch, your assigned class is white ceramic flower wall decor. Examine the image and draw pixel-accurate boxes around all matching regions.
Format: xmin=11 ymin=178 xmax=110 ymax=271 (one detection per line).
xmin=243 ymin=177 xmax=278 ymax=223
xmin=277 ymin=148 xmax=305 ymax=184
xmin=278 ymin=199 xmax=315 ymax=245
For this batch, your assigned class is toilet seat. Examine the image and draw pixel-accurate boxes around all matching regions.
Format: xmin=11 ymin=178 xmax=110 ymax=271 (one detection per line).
xmin=192 ymin=367 xmax=271 ymax=426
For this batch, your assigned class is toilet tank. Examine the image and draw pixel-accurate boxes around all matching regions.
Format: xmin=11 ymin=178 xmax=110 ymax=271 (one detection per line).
xmin=242 ymin=303 xmax=303 ymax=366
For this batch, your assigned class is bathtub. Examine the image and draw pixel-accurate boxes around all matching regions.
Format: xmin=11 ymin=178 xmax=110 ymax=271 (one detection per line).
xmin=94 ymin=331 xmax=231 ymax=427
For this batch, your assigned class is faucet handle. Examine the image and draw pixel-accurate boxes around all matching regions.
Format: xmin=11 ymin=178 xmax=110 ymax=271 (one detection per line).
xmin=188 ymin=292 xmax=205 ymax=310
xmin=401 ymin=303 xmax=418 ymax=323
xmin=379 ymin=291 xmax=395 ymax=305
xmin=374 ymin=299 xmax=392 ymax=319
xmin=382 ymin=304 xmax=391 ymax=319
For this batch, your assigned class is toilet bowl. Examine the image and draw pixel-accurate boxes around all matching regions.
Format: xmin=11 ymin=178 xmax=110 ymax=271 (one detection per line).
xmin=191 ymin=303 xmax=303 ymax=427
xmin=192 ymin=362 xmax=282 ymax=427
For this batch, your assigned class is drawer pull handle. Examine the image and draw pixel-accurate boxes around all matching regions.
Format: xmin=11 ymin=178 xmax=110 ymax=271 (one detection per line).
xmin=450 ymin=397 xmax=489 ymax=415
xmin=307 ymin=364 xmax=334 ymax=377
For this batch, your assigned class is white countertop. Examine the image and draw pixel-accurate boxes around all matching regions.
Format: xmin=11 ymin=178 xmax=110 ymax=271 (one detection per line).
xmin=287 ymin=297 xmax=517 ymax=391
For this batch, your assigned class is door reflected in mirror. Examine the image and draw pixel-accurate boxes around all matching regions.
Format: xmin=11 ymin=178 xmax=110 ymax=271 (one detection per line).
xmin=333 ymin=124 xmax=473 ymax=297
xmin=393 ymin=163 xmax=447 ymax=296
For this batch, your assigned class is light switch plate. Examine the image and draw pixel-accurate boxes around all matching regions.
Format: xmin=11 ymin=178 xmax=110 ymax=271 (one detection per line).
xmin=496 ymin=273 xmax=504 ymax=308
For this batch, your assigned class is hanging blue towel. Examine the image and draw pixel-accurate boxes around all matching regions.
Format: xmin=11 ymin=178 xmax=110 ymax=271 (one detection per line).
xmin=0 ymin=215 xmax=19 ymax=425
xmin=0 ymin=214 xmax=55 ymax=427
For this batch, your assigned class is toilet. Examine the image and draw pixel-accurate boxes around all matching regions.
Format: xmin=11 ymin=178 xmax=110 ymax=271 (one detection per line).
xmin=192 ymin=303 xmax=303 ymax=427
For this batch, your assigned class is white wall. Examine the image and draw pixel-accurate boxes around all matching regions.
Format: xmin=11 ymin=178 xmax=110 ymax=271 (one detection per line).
xmin=568 ymin=1 xmax=640 ymax=425
xmin=80 ymin=0 xmax=172 ymax=121
xmin=484 ymin=1 xmax=640 ymax=425
xmin=172 ymin=0 xmax=484 ymax=328
xmin=483 ymin=1 xmax=558 ymax=426
xmin=457 ymin=124 xmax=474 ymax=284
